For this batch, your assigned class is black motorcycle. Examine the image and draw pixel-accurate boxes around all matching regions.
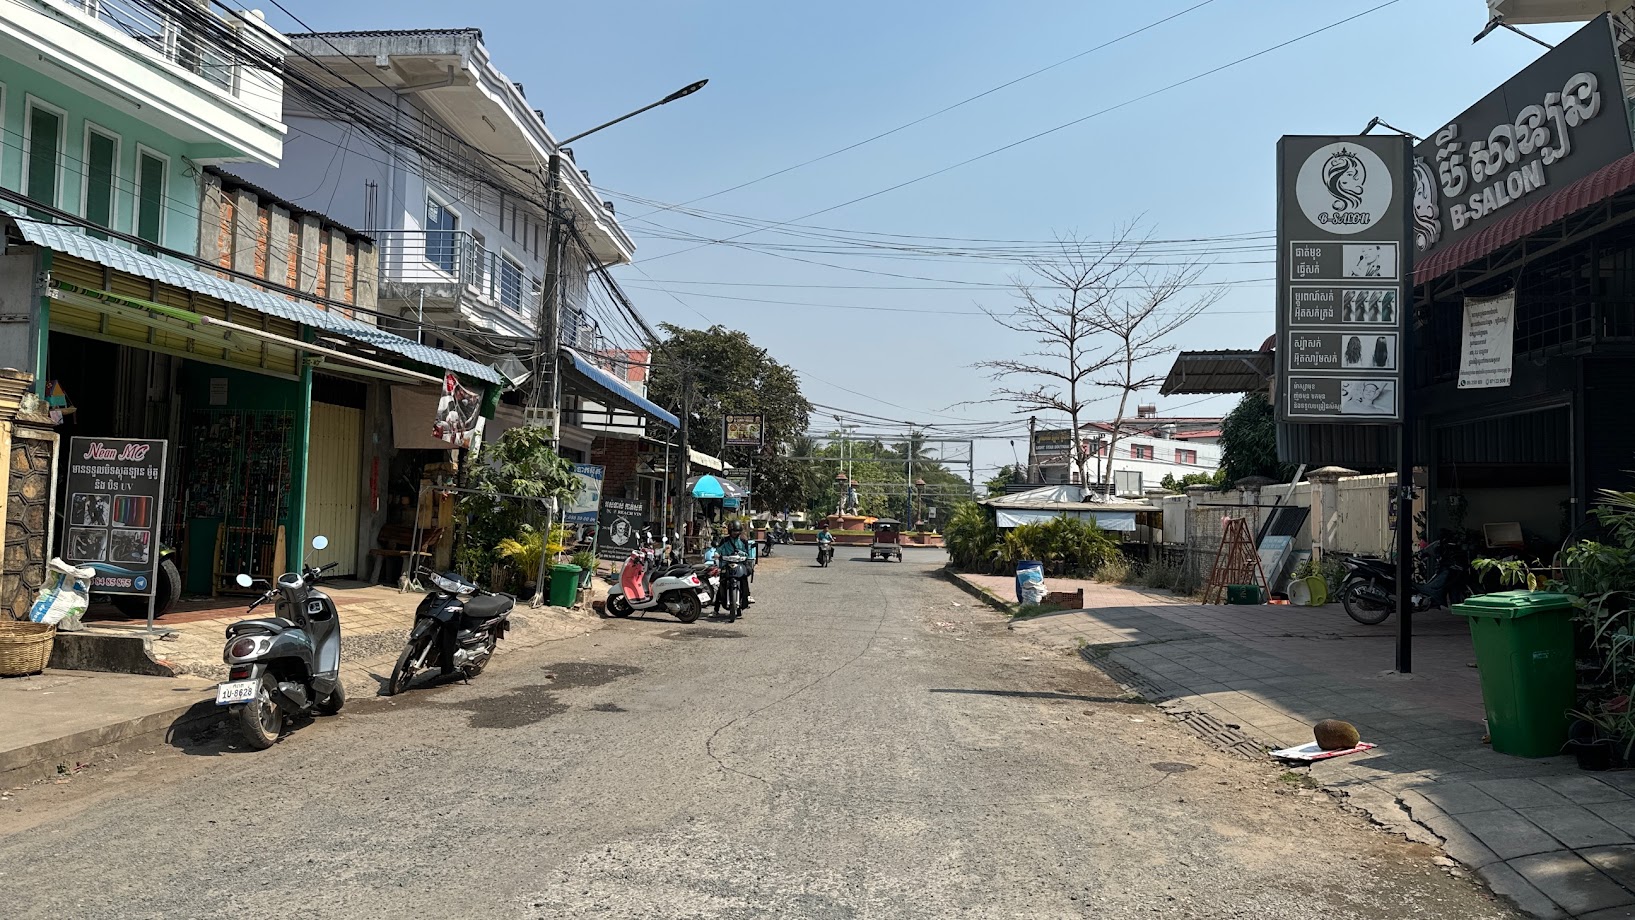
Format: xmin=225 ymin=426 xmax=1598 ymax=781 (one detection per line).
xmin=714 ymin=553 xmax=752 ymax=621
xmin=1338 ymin=540 xmax=1469 ymax=625
xmin=817 ymin=542 xmax=834 ymax=567
xmin=386 ymin=568 xmax=515 ymax=696
xmin=216 ymin=536 xmax=344 ymax=750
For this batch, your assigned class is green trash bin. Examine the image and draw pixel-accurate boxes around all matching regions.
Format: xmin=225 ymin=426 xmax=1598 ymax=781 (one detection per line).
xmin=1452 ymin=591 xmax=1577 ymax=758
xmin=549 ymin=564 xmax=583 ymax=608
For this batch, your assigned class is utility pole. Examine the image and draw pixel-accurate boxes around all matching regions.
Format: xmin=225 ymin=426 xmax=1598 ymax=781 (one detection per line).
xmin=675 ymin=369 xmax=693 ymax=554
xmin=533 ymin=151 xmax=567 ymax=446
xmin=1027 ymin=415 xmax=1037 ymax=484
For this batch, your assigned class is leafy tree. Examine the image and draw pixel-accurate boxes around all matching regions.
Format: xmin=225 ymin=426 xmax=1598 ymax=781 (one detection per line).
xmin=647 ymin=324 xmax=813 ymax=513
xmin=1218 ymin=392 xmax=1294 ymax=484
xmin=1160 ymin=469 xmax=1226 ymax=492
xmin=459 ymin=425 xmax=580 ymax=582
xmin=985 ymin=464 xmax=1025 ymax=496
xmin=801 ymin=433 xmax=971 ymax=524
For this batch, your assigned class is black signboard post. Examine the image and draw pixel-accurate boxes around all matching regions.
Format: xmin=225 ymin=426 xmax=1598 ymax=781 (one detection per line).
xmin=1277 ymin=134 xmax=1414 ymax=672
xmin=65 ymin=437 xmax=168 ymax=629
xmin=597 ymin=498 xmax=648 ymax=563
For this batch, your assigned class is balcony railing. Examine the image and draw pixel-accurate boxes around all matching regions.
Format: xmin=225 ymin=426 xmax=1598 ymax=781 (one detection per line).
xmin=372 ymin=228 xmax=545 ymax=320
xmin=57 ymin=0 xmax=256 ymax=93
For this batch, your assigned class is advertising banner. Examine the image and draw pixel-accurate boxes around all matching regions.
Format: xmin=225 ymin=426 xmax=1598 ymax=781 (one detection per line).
xmin=596 ymin=498 xmax=647 ymax=561
xmin=1459 ymin=291 xmax=1516 ymax=390
xmin=564 ymin=463 xmax=604 ymax=524
xmin=433 ymin=372 xmax=483 ymax=449
xmin=1277 ymin=134 xmax=1411 ymax=424
xmin=1032 ymin=428 xmax=1073 ymax=456
xmin=65 ymin=437 xmax=167 ymax=595
xmin=724 ymin=414 xmax=764 ymax=447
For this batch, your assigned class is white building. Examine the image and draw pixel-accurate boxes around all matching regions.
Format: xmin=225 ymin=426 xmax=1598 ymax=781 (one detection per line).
xmin=1034 ymin=406 xmax=1224 ymax=497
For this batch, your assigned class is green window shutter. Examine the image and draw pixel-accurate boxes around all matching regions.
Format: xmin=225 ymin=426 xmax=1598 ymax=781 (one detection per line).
xmin=85 ymin=131 xmax=116 ymax=238
xmin=137 ymin=152 xmax=165 ymax=247
xmin=26 ymin=107 xmax=60 ymax=215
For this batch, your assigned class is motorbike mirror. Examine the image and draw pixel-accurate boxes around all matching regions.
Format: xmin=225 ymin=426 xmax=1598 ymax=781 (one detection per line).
xmin=312 ymin=535 xmax=329 ymax=550
xmin=235 ymin=573 xmax=254 ymax=588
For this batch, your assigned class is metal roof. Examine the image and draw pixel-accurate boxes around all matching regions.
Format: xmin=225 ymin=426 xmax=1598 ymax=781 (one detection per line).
xmin=1160 ymin=349 xmax=1274 ymax=396
xmin=290 ymin=28 xmax=483 ymax=40
xmin=563 ymin=348 xmax=679 ymax=428
xmin=11 ymin=215 xmax=502 ymax=384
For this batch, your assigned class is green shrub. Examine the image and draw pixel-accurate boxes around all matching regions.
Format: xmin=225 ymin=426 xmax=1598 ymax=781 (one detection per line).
xmin=944 ymin=502 xmax=1001 ymax=572
xmin=1001 ymin=516 xmax=1118 ymax=577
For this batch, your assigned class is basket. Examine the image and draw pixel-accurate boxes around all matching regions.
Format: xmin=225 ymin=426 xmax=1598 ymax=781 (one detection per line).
xmin=0 ymin=620 xmax=56 ymax=676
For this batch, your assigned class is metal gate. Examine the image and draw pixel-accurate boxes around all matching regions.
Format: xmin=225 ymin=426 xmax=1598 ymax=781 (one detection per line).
xmin=305 ymin=401 xmax=362 ymax=576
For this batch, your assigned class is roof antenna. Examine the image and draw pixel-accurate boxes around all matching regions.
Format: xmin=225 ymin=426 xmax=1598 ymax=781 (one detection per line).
xmin=1472 ymin=15 xmax=1555 ymax=49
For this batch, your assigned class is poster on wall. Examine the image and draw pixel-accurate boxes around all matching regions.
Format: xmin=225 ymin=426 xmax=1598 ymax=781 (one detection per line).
xmin=596 ymin=498 xmax=647 ymax=561
xmin=564 ymin=464 xmax=604 ymax=524
xmin=432 ymin=372 xmax=483 ymax=448
xmin=1032 ymin=429 xmax=1072 ymax=456
xmin=1459 ymin=291 xmax=1515 ymax=390
xmin=723 ymin=414 xmax=764 ymax=447
xmin=65 ymin=437 xmax=167 ymax=595
xmin=1277 ymin=134 xmax=1411 ymax=424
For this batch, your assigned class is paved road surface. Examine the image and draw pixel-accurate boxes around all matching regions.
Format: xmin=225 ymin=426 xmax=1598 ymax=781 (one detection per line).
xmin=1 ymin=549 xmax=1515 ymax=919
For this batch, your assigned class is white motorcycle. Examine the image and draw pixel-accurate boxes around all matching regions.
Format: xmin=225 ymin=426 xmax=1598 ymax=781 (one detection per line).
xmin=605 ymin=540 xmax=709 ymax=623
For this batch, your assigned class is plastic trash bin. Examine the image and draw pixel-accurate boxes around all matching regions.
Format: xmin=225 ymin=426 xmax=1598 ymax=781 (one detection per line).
xmin=549 ymin=564 xmax=583 ymax=608
xmin=1452 ymin=591 xmax=1577 ymax=758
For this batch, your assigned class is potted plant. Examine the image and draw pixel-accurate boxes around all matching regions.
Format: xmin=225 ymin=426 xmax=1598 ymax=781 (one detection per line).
xmin=572 ymin=550 xmax=598 ymax=588
xmin=495 ymin=527 xmax=546 ymax=598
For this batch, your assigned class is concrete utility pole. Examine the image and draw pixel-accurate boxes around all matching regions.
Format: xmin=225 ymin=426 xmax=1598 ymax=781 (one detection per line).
xmin=1027 ymin=415 xmax=1037 ymax=484
xmin=675 ymin=369 xmax=693 ymax=553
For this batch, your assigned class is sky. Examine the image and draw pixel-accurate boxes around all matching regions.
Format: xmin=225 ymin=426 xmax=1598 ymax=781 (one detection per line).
xmin=256 ymin=0 xmax=1583 ymax=481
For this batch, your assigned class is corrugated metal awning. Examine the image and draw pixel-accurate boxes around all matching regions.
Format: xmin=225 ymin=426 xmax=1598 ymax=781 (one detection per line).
xmin=1161 ymin=349 xmax=1274 ymax=395
xmin=9 ymin=214 xmax=502 ymax=385
xmin=1414 ymin=150 xmax=1635 ymax=284
xmin=561 ymin=348 xmax=679 ymax=428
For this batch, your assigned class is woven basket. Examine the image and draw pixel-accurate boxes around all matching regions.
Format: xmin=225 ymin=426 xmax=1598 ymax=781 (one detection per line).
xmin=0 ymin=620 xmax=55 ymax=677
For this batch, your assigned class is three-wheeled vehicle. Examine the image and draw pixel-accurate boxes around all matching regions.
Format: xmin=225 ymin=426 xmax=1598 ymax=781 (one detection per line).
xmin=869 ymin=519 xmax=904 ymax=562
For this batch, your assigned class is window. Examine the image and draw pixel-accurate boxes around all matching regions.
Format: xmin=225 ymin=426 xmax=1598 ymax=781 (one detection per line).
xmin=1175 ymin=448 xmax=1198 ymax=465
xmin=82 ymin=126 xmax=119 ymax=239
xmin=425 ymin=195 xmax=459 ymax=273
xmin=135 ymin=149 xmax=167 ymax=247
xmin=498 ymin=252 xmax=525 ymax=311
xmin=1114 ymin=470 xmax=1143 ymax=496
xmin=24 ymin=100 xmax=64 ymax=215
xmin=1130 ymin=443 xmax=1154 ymax=460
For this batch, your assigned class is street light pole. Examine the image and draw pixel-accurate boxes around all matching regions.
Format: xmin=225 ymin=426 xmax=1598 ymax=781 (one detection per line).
xmin=534 ymin=79 xmax=708 ymax=445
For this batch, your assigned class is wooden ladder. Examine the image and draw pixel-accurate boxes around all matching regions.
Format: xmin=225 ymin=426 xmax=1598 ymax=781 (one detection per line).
xmin=1203 ymin=516 xmax=1267 ymax=605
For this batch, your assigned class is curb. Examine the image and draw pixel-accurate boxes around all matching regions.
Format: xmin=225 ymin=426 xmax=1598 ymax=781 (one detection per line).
xmin=940 ymin=566 xmax=1017 ymax=616
xmin=0 ymin=695 xmax=216 ymax=785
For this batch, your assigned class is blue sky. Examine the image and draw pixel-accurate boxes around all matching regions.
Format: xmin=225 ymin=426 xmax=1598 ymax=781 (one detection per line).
xmin=262 ymin=0 xmax=1581 ymax=478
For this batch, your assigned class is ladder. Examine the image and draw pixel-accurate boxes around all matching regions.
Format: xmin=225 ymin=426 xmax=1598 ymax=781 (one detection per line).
xmin=1204 ymin=516 xmax=1268 ymax=605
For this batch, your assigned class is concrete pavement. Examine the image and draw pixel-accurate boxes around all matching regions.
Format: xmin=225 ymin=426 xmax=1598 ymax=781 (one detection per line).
xmin=0 ymin=549 xmax=1513 ymax=918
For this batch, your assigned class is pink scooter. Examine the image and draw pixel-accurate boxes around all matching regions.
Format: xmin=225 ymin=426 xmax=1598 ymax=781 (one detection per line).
xmin=604 ymin=539 xmax=707 ymax=623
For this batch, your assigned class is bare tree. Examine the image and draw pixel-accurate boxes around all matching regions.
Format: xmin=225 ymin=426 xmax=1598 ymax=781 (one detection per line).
xmin=975 ymin=228 xmax=1223 ymax=496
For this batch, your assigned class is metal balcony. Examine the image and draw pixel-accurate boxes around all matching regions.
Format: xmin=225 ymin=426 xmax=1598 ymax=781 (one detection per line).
xmin=57 ymin=0 xmax=255 ymax=93
xmin=371 ymin=228 xmax=545 ymax=327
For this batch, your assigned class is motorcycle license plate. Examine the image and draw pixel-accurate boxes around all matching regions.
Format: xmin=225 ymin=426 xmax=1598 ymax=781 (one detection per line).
xmin=215 ymin=679 xmax=258 ymax=706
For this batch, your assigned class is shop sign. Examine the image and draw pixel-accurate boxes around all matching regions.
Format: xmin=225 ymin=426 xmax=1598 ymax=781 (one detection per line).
xmin=65 ymin=437 xmax=167 ymax=595
xmin=1033 ymin=428 xmax=1073 ymax=456
xmin=433 ymin=372 xmax=483 ymax=449
xmin=1277 ymin=134 xmax=1410 ymax=424
xmin=564 ymin=464 xmax=604 ymax=524
xmin=1413 ymin=14 xmax=1632 ymax=259
xmin=596 ymin=498 xmax=647 ymax=561
xmin=724 ymin=413 xmax=764 ymax=447
xmin=1459 ymin=291 xmax=1515 ymax=389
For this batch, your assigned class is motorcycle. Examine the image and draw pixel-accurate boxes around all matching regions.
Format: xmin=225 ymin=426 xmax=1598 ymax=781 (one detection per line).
xmin=605 ymin=540 xmax=708 ymax=623
xmin=817 ymin=541 xmax=835 ymax=567
xmin=1338 ymin=540 xmax=1470 ymax=625
xmin=385 ymin=567 xmax=515 ymax=696
xmin=215 ymin=536 xmax=343 ymax=750
xmin=715 ymin=553 xmax=751 ymax=621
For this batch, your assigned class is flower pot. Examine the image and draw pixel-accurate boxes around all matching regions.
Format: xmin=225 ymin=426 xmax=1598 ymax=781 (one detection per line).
xmin=1566 ymin=738 xmax=1614 ymax=771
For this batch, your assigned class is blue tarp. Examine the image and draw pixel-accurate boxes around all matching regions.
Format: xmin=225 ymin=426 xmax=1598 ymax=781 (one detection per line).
xmin=563 ymin=347 xmax=679 ymax=428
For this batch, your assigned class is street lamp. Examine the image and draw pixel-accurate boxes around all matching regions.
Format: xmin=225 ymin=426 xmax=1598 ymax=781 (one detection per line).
xmin=914 ymin=477 xmax=925 ymax=529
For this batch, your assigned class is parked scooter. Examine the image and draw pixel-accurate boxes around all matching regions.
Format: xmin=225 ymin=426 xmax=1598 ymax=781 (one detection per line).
xmin=385 ymin=567 xmax=514 ymax=696
xmin=1338 ymin=540 xmax=1470 ymax=625
xmin=215 ymin=536 xmax=342 ymax=750
xmin=605 ymin=540 xmax=708 ymax=622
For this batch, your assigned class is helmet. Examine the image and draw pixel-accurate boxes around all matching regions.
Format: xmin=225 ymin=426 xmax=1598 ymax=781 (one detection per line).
xmin=727 ymin=521 xmax=743 ymax=535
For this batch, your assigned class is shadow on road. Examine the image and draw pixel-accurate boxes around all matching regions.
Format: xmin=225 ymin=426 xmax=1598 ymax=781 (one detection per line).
xmin=928 ymin=688 xmax=1144 ymax=705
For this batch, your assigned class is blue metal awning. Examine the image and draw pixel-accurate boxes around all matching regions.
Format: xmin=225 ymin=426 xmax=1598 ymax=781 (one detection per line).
xmin=562 ymin=347 xmax=678 ymax=428
xmin=8 ymin=214 xmax=502 ymax=385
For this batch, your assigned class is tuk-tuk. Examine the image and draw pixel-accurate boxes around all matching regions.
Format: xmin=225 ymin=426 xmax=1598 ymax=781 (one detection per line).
xmin=869 ymin=519 xmax=903 ymax=562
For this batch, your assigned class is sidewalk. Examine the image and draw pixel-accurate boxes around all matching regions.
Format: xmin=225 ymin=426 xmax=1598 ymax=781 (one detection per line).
xmin=2 ymin=586 xmax=607 ymax=784
xmin=958 ymin=572 xmax=1635 ymax=920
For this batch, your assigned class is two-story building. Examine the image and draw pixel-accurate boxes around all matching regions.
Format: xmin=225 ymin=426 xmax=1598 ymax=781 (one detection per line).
xmin=1033 ymin=407 xmax=1226 ymax=496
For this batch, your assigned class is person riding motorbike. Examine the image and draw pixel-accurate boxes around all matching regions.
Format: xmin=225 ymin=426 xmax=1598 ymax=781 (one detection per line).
xmin=714 ymin=521 xmax=757 ymax=611
xmin=816 ymin=521 xmax=834 ymax=564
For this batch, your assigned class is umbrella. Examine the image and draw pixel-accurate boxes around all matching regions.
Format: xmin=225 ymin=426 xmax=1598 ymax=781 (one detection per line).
xmin=687 ymin=474 xmax=748 ymax=500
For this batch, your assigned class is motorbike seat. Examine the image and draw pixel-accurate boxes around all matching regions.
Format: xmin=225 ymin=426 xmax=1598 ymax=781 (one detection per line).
xmin=226 ymin=617 xmax=297 ymax=637
xmin=462 ymin=595 xmax=514 ymax=622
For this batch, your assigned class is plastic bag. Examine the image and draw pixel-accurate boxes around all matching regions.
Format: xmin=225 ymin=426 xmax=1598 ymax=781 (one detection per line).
xmin=29 ymin=558 xmax=96 ymax=630
xmin=1016 ymin=561 xmax=1047 ymax=605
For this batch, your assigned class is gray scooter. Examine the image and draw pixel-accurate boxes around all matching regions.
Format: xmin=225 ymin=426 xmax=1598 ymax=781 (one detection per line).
xmin=215 ymin=536 xmax=344 ymax=749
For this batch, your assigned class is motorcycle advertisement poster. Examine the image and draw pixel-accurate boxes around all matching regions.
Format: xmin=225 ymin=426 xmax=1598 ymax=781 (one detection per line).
xmin=597 ymin=499 xmax=647 ymax=561
xmin=65 ymin=437 xmax=167 ymax=595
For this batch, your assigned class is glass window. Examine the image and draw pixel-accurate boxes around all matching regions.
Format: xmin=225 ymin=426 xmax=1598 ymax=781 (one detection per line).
xmin=25 ymin=104 xmax=61 ymax=215
xmin=498 ymin=253 xmax=525 ymax=310
xmin=425 ymin=196 xmax=458 ymax=273
xmin=84 ymin=128 xmax=117 ymax=238
xmin=136 ymin=151 xmax=166 ymax=247
xmin=1175 ymin=448 xmax=1197 ymax=465
xmin=1130 ymin=444 xmax=1154 ymax=460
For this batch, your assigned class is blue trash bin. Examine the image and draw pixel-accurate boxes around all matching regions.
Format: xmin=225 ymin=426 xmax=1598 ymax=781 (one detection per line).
xmin=1016 ymin=560 xmax=1043 ymax=603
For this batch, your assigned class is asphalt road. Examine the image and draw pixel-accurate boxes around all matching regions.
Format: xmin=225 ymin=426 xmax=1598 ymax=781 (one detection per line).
xmin=1 ymin=548 xmax=1516 ymax=919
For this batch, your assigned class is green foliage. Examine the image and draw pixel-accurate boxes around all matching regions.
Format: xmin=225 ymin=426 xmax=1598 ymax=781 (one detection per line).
xmin=1001 ymin=517 xmax=1118 ymax=577
xmin=458 ymin=427 xmax=580 ymax=579
xmin=1219 ymin=392 xmax=1295 ymax=485
xmin=1471 ymin=556 xmax=1542 ymax=591
xmin=648 ymin=324 xmax=812 ymax=513
xmin=944 ymin=502 xmax=1001 ymax=572
xmin=1159 ymin=469 xmax=1226 ymax=492
xmin=985 ymin=464 xmax=1025 ymax=496
xmin=799 ymin=432 xmax=972 ymax=523
xmin=571 ymin=550 xmax=598 ymax=575
xmin=494 ymin=527 xmax=546 ymax=588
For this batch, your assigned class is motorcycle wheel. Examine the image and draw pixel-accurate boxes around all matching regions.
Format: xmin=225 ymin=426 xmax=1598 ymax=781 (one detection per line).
xmin=315 ymin=681 xmax=346 ymax=715
xmin=114 ymin=556 xmax=182 ymax=618
xmin=238 ymin=678 xmax=282 ymax=749
xmin=386 ymin=633 xmax=432 ymax=696
xmin=1340 ymin=577 xmax=1393 ymax=625
xmin=671 ymin=591 xmax=702 ymax=624
xmin=606 ymin=594 xmax=635 ymax=618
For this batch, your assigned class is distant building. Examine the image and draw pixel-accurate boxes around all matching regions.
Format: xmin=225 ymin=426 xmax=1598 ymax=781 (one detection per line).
xmin=1034 ymin=405 xmax=1223 ymax=497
